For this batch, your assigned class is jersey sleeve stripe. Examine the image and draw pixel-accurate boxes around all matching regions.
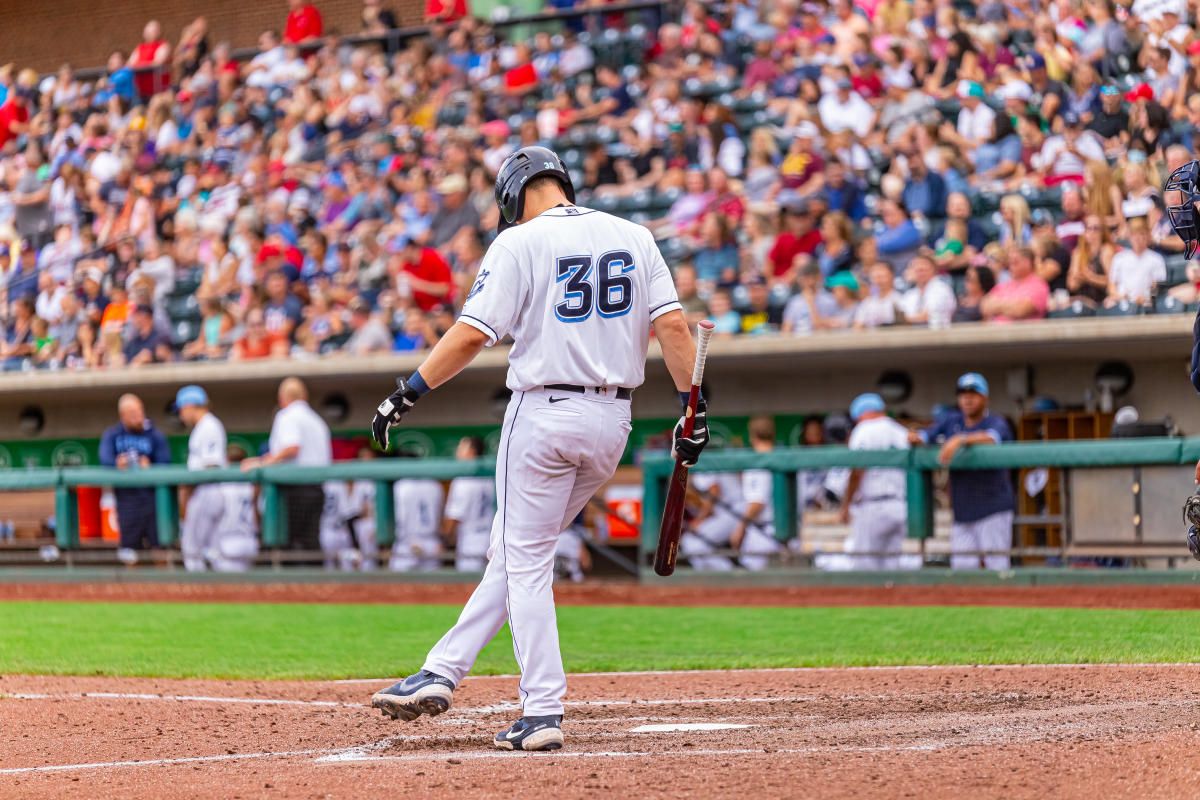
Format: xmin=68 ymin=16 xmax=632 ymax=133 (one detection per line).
xmin=648 ymin=300 xmax=683 ymax=322
xmin=458 ymin=314 xmax=500 ymax=344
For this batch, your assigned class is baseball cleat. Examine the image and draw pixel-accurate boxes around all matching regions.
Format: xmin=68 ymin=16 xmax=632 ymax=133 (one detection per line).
xmin=371 ymin=670 xmax=455 ymax=721
xmin=493 ymin=715 xmax=564 ymax=751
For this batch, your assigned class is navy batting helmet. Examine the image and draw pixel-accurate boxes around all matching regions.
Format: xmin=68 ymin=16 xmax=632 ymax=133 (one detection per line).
xmin=1165 ymin=160 xmax=1200 ymax=259
xmin=494 ymin=145 xmax=575 ymax=234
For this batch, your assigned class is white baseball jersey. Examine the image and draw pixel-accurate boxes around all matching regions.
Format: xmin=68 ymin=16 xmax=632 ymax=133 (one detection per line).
xmin=742 ymin=469 xmax=775 ymax=531
xmin=187 ymin=413 xmax=228 ymax=469
xmin=444 ymin=476 xmax=495 ymax=558
xmin=394 ymin=479 xmax=445 ymax=542
xmin=847 ymin=416 xmax=910 ymax=502
xmin=457 ymin=205 xmax=682 ymax=390
xmin=269 ymin=400 xmax=332 ymax=466
xmin=219 ymin=483 xmax=258 ymax=539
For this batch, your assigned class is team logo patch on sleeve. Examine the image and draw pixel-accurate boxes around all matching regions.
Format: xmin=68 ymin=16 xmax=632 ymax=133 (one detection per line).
xmin=467 ymin=269 xmax=490 ymax=301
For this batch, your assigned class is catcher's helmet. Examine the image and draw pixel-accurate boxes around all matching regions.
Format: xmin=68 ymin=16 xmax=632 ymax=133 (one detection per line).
xmin=494 ymin=145 xmax=575 ymax=234
xmin=1165 ymin=160 xmax=1200 ymax=259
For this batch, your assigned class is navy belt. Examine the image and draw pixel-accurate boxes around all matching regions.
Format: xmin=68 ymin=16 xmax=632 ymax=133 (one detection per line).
xmin=858 ymin=495 xmax=903 ymax=504
xmin=545 ymin=383 xmax=633 ymax=400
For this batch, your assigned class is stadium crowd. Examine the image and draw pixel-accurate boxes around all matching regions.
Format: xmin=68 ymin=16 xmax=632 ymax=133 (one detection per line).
xmin=1 ymin=0 xmax=1199 ymax=371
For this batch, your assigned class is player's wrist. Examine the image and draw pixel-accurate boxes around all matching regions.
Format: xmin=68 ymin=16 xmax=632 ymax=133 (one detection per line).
xmin=678 ymin=390 xmax=704 ymax=410
xmin=407 ymin=370 xmax=432 ymax=396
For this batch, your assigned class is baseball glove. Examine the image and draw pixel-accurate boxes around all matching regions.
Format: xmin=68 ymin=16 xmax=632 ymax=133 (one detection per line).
xmin=1184 ymin=492 xmax=1200 ymax=561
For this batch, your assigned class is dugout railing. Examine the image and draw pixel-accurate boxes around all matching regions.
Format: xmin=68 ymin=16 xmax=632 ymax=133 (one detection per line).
xmin=638 ymin=437 xmax=1200 ymax=571
xmin=1 ymin=436 xmax=1198 ymax=570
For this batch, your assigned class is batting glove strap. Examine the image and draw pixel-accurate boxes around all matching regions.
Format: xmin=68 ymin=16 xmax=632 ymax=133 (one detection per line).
xmin=672 ymin=399 xmax=709 ymax=468
xmin=371 ymin=377 xmax=421 ymax=450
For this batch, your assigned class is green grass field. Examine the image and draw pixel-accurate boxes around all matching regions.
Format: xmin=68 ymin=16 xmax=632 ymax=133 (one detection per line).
xmin=1 ymin=602 xmax=1198 ymax=680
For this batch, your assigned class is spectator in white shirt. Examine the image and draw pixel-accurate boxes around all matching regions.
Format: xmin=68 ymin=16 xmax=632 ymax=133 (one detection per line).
xmin=900 ymin=255 xmax=957 ymax=326
xmin=1107 ymin=217 xmax=1166 ymax=306
xmin=1033 ymin=112 xmax=1106 ymax=184
xmin=854 ymin=261 xmax=905 ymax=329
xmin=817 ymin=77 xmax=875 ymax=138
xmin=939 ymin=81 xmax=995 ymax=154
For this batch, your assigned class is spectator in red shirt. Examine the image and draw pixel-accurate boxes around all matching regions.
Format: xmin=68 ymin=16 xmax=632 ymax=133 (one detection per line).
xmin=284 ymin=0 xmax=325 ymax=44
xmin=742 ymin=40 xmax=781 ymax=92
xmin=850 ymin=54 xmax=884 ymax=101
xmin=393 ymin=236 xmax=454 ymax=311
xmin=0 ymin=69 xmax=35 ymax=150
xmin=504 ymin=44 xmax=540 ymax=97
xmin=129 ymin=20 xmax=172 ymax=100
xmin=768 ymin=198 xmax=823 ymax=282
xmin=425 ymin=0 xmax=468 ymax=23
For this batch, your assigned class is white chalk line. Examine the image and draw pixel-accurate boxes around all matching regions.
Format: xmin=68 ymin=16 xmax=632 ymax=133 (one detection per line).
xmin=3 ymin=691 xmax=811 ymax=715
xmin=0 ymin=748 xmax=332 ymax=776
xmin=6 ymin=692 xmax=357 ymax=708
xmin=315 ymin=743 xmax=942 ymax=766
xmin=331 ymin=662 xmax=1200 ymax=684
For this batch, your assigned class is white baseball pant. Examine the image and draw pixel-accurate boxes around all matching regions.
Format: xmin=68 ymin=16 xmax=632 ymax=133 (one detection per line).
xmin=422 ymin=387 xmax=631 ymax=717
xmin=181 ymin=485 xmax=225 ymax=572
xmin=846 ymin=498 xmax=908 ymax=570
xmin=950 ymin=510 xmax=1014 ymax=570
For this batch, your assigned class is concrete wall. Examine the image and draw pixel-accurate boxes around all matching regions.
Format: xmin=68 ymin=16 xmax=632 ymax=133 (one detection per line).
xmin=0 ymin=318 xmax=1194 ymax=442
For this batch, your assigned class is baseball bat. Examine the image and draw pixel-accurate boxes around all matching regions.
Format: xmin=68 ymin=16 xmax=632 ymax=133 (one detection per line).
xmin=654 ymin=319 xmax=715 ymax=577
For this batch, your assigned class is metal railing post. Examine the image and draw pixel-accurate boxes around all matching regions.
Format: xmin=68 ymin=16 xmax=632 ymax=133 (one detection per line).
xmin=374 ymin=479 xmax=395 ymax=547
xmin=905 ymin=467 xmax=934 ymax=541
xmin=772 ymin=470 xmax=798 ymax=541
xmin=54 ymin=483 xmax=78 ymax=550
xmin=156 ymin=485 xmax=180 ymax=547
xmin=262 ymin=481 xmax=286 ymax=548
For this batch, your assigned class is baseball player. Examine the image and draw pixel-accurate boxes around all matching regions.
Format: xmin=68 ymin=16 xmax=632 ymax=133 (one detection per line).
xmin=1165 ymin=161 xmax=1200 ymax=560
xmin=732 ymin=416 xmax=783 ymax=571
xmin=347 ymin=447 xmax=380 ymax=571
xmin=176 ymin=385 xmax=228 ymax=572
xmin=368 ymin=145 xmax=708 ymax=751
xmin=212 ymin=445 xmax=260 ymax=572
xmin=390 ymin=473 xmax=445 ymax=571
xmin=840 ymin=393 xmax=910 ymax=570
xmin=679 ymin=471 xmax=740 ymax=571
xmin=320 ymin=480 xmax=356 ymax=570
xmin=442 ymin=436 xmax=495 ymax=572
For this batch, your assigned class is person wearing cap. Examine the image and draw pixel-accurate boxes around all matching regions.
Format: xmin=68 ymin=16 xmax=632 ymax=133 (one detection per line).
xmin=176 ymin=386 xmax=230 ymax=571
xmin=840 ymin=393 xmax=910 ymax=570
xmin=817 ymin=73 xmax=874 ymax=138
xmin=99 ymin=394 xmax=172 ymax=556
xmin=345 ymin=297 xmax=393 ymax=355
xmin=781 ymin=262 xmax=838 ymax=334
xmin=122 ymin=304 xmax=171 ymax=367
xmin=939 ymin=81 xmax=995 ymax=154
xmin=1022 ymin=53 xmax=1066 ymax=125
xmin=428 ymin=173 xmax=481 ymax=250
xmin=910 ymin=373 xmax=1014 ymax=569
xmin=1032 ymin=111 xmax=1105 ymax=185
xmin=1088 ymin=85 xmax=1130 ymax=145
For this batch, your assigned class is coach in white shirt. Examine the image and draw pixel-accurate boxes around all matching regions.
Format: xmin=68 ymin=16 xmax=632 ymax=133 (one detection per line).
xmin=1107 ymin=218 xmax=1166 ymax=307
xmin=242 ymin=377 xmax=332 ymax=554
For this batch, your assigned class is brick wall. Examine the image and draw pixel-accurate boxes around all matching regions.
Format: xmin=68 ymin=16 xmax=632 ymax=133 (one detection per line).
xmin=0 ymin=0 xmax=425 ymax=75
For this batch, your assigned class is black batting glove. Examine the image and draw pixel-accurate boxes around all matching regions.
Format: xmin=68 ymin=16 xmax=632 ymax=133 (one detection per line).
xmin=672 ymin=398 xmax=709 ymax=468
xmin=371 ymin=378 xmax=421 ymax=451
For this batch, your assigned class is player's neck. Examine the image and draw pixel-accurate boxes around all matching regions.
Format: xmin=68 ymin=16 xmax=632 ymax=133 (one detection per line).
xmin=520 ymin=188 xmax=572 ymax=222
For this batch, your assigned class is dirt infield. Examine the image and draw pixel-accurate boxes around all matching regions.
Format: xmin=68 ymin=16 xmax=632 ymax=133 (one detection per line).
xmin=4 ymin=580 xmax=1200 ymax=608
xmin=2 ymin=665 xmax=1199 ymax=799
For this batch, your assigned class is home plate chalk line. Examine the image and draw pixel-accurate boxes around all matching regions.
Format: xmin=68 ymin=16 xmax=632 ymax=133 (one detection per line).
xmin=630 ymin=723 xmax=752 ymax=733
